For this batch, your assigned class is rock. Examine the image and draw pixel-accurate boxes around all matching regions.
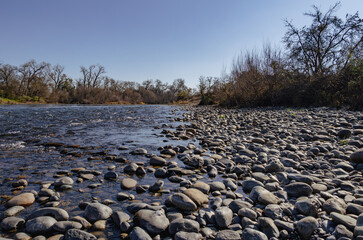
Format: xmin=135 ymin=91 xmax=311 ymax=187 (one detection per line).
xmin=209 ymin=181 xmax=226 ymax=192
xmin=333 ymin=224 xmax=353 ymax=239
xmin=104 ymin=171 xmax=118 ymax=180
xmin=5 ymin=193 xmax=35 ymax=208
xmin=84 ymin=203 xmax=112 ymax=223
xmin=150 ymin=156 xmax=167 ymax=166
xmin=296 ymin=216 xmax=319 ymax=240
xmin=71 ymin=216 xmax=92 ymax=229
xmin=323 ymin=198 xmax=347 ymax=214
xmin=174 ymin=231 xmax=203 ymax=240
xmin=3 ymin=206 xmax=25 ymax=217
xmin=215 ymin=230 xmax=241 ymax=240
xmin=250 ymin=186 xmax=281 ymax=205
xmin=129 ymin=226 xmax=152 ymax=240
xmin=330 ymin=212 xmax=356 ymax=230
xmin=284 ymin=182 xmax=312 ymax=197
xmin=347 ymin=203 xmax=363 ymax=215
xmin=112 ymin=211 xmax=130 ymax=230
xmin=14 ymin=232 xmax=31 ymax=240
xmin=170 ymin=193 xmax=197 ymax=211
xmin=135 ymin=209 xmax=169 ymax=235
xmin=53 ymin=221 xmax=82 ymax=232
xmin=169 ymin=218 xmax=200 ymax=235
xmin=258 ymin=217 xmax=279 ymax=238
xmin=355 ymin=213 xmax=363 ymax=238
xmin=265 ymin=159 xmax=285 ymax=172
xmin=149 ymin=180 xmax=164 ymax=193
xmin=228 ymin=199 xmax=253 ymax=213
xmin=130 ymin=148 xmax=147 ymax=155
xmin=242 ymin=179 xmax=264 ymax=192
xmin=223 ymin=179 xmax=238 ymax=191
xmin=54 ymin=177 xmax=74 ymax=187
xmin=26 ymin=216 xmax=57 ymax=235
xmin=121 ymin=178 xmax=137 ymax=189
xmin=215 ymin=207 xmax=233 ymax=228
xmin=192 ymin=181 xmax=210 ymax=194
xmin=124 ymin=163 xmax=138 ymax=173
xmin=337 ymin=129 xmax=352 ymax=138
xmin=238 ymin=208 xmax=257 ymax=220
xmin=311 ymin=183 xmax=327 ymax=193
xmin=264 ymin=204 xmax=283 ymax=219
xmin=1 ymin=217 xmax=25 ymax=232
xmin=350 ymin=148 xmax=363 ymax=163
xmin=183 ymin=188 xmax=208 ymax=206
xmin=242 ymin=228 xmax=268 ymax=240
xmin=93 ymin=220 xmax=106 ymax=230
xmin=64 ymin=229 xmax=96 ymax=240
xmin=295 ymin=199 xmax=318 ymax=217
xmin=27 ymin=207 xmax=69 ymax=221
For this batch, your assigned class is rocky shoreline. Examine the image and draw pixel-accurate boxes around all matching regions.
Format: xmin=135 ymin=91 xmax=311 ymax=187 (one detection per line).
xmin=1 ymin=106 xmax=363 ymax=240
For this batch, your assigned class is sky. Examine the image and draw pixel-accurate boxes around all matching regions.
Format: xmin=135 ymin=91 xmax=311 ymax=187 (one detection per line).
xmin=0 ymin=0 xmax=362 ymax=88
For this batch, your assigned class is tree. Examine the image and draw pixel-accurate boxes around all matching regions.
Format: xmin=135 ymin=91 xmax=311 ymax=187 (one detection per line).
xmin=47 ymin=64 xmax=67 ymax=91
xmin=0 ymin=64 xmax=18 ymax=98
xmin=79 ymin=64 xmax=105 ymax=89
xmin=17 ymin=60 xmax=49 ymax=96
xmin=283 ymin=2 xmax=362 ymax=78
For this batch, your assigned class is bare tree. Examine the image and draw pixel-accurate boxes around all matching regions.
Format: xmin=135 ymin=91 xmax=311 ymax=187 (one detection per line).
xmin=80 ymin=64 xmax=105 ymax=88
xmin=17 ymin=60 xmax=49 ymax=96
xmin=47 ymin=64 xmax=67 ymax=91
xmin=283 ymin=2 xmax=362 ymax=78
xmin=0 ymin=64 xmax=18 ymax=98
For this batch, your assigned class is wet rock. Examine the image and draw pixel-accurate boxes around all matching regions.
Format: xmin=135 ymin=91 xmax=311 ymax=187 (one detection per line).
xmin=149 ymin=180 xmax=164 ymax=193
xmin=27 ymin=207 xmax=69 ymax=221
xmin=5 ymin=193 xmax=35 ymax=208
xmin=238 ymin=208 xmax=257 ymax=220
xmin=264 ymin=204 xmax=283 ymax=219
xmin=1 ymin=217 xmax=25 ymax=232
xmin=104 ymin=171 xmax=118 ymax=180
xmin=242 ymin=228 xmax=268 ymax=240
xmin=129 ymin=226 xmax=152 ymax=240
xmin=135 ymin=209 xmax=169 ymax=235
xmin=296 ymin=216 xmax=319 ymax=240
xmin=14 ymin=232 xmax=31 ymax=240
xmin=26 ymin=216 xmax=57 ymax=235
xmin=337 ymin=129 xmax=352 ymax=139
xmin=64 ymin=229 xmax=96 ymax=240
xmin=149 ymin=156 xmax=167 ymax=166
xmin=169 ymin=218 xmax=200 ymax=235
xmin=112 ymin=211 xmax=130 ymax=231
xmin=284 ymin=182 xmax=312 ymax=197
xmin=54 ymin=177 xmax=74 ymax=188
xmin=130 ymin=148 xmax=148 ymax=155
xmin=215 ymin=207 xmax=233 ymax=228
xmin=228 ymin=199 xmax=253 ymax=213
xmin=170 ymin=193 xmax=197 ymax=211
xmin=124 ymin=163 xmax=139 ymax=173
xmin=84 ymin=203 xmax=112 ymax=223
xmin=121 ymin=178 xmax=137 ymax=189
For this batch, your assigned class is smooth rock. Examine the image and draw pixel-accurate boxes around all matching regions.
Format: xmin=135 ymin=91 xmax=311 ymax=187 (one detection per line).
xmin=183 ymin=188 xmax=208 ymax=206
xmin=121 ymin=178 xmax=137 ymax=189
xmin=64 ymin=229 xmax=96 ymax=240
xmin=215 ymin=230 xmax=241 ymax=240
xmin=129 ymin=226 xmax=152 ymax=240
xmin=84 ymin=203 xmax=112 ymax=223
xmin=242 ymin=228 xmax=268 ymax=240
xmin=284 ymin=182 xmax=312 ymax=197
xmin=174 ymin=231 xmax=203 ymax=240
xmin=5 ymin=193 xmax=35 ymax=208
xmin=53 ymin=221 xmax=82 ymax=232
xmin=169 ymin=218 xmax=200 ymax=235
xmin=1 ymin=217 xmax=25 ymax=232
xmin=135 ymin=209 xmax=169 ymax=235
xmin=215 ymin=207 xmax=233 ymax=228
xmin=170 ymin=193 xmax=197 ymax=211
xmin=296 ymin=216 xmax=319 ymax=240
xmin=27 ymin=207 xmax=69 ymax=221
xmin=25 ymin=216 xmax=57 ymax=235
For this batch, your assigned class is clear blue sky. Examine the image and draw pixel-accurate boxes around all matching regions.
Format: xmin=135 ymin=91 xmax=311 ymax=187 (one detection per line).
xmin=1 ymin=0 xmax=362 ymax=88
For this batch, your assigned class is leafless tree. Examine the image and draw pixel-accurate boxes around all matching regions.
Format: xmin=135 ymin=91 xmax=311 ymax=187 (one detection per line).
xmin=79 ymin=64 xmax=105 ymax=88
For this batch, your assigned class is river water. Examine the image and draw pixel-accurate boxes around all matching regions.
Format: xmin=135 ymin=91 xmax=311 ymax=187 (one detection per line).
xmin=0 ymin=104 xmax=193 ymax=238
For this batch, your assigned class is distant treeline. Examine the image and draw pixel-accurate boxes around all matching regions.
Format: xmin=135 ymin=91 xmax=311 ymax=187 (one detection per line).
xmin=198 ymin=3 xmax=362 ymax=109
xmin=1 ymin=3 xmax=362 ymax=108
xmin=0 ymin=61 xmax=194 ymax=104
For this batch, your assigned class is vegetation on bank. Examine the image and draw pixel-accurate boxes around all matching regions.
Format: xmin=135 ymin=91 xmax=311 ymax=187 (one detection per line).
xmin=1 ymin=3 xmax=362 ymax=108
xmin=199 ymin=3 xmax=362 ymax=109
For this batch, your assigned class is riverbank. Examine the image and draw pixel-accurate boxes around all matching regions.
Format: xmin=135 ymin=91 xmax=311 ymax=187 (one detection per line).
xmin=1 ymin=106 xmax=362 ymax=239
